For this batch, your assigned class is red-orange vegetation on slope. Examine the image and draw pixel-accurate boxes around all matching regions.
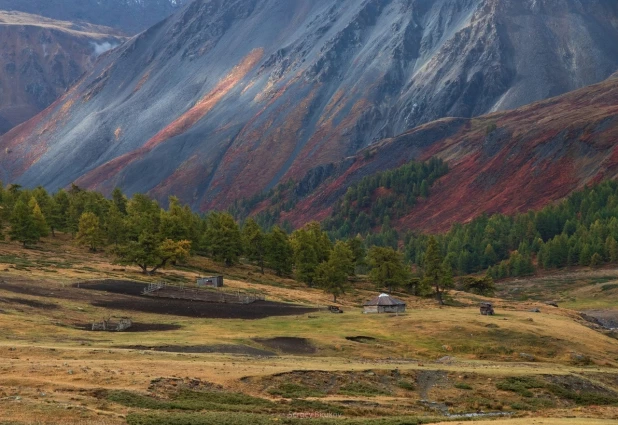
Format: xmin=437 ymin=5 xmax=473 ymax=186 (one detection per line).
xmin=74 ymin=48 xmax=264 ymax=193
xmin=148 ymin=154 xmax=212 ymax=202
xmin=133 ymin=72 xmax=151 ymax=93
xmin=281 ymin=76 xmax=618 ymax=233
xmin=202 ymin=85 xmax=319 ymax=210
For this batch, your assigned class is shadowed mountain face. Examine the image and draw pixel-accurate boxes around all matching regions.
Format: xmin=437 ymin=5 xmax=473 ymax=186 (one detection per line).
xmin=281 ymin=74 xmax=618 ymax=232
xmin=0 ymin=11 xmax=125 ymax=135
xmin=0 ymin=0 xmax=187 ymax=34
xmin=1 ymin=0 xmax=618 ymax=211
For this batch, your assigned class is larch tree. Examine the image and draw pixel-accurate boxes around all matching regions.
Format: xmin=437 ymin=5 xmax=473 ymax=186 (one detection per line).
xmin=421 ymin=236 xmax=454 ymax=305
xmin=264 ymin=226 xmax=293 ymax=276
xmin=29 ymin=197 xmax=50 ymax=238
xmin=242 ymin=218 xmax=266 ymax=274
xmin=113 ymin=232 xmax=191 ymax=274
xmin=76 ymin=212 xmax=105 ymax=252
xmin=315 ymin=241 xmax=354 ymax=303
xmin=204 ymin=212 xmax=243 ymax=266
xmin=9 ymin=199 xmax=39 ymax=247
xmin=368 ymin=246 xmax=408 ymax=293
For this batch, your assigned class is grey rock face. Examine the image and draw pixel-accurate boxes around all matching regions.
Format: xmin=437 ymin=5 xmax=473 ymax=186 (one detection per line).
xmin=2 ymin=0 xmax=618 ymax=208
xmin=0 ymin=0 xmax=188 ymax=34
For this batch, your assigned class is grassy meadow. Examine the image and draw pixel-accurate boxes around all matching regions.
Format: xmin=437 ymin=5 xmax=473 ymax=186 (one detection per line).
xmin=1 ymin=235 xmax=618 ymax=424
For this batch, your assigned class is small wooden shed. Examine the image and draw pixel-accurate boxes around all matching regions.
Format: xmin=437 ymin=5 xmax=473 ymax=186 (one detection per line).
xmin=480 ymin=302 xmax=495 ymax=316
xmin=363 ymin=293 xmax=406 ymax=314
xmin=197 ymin=276 xmax=224 ymax=288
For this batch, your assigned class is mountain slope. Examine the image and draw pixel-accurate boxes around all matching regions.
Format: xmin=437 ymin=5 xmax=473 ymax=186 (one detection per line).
xmin=281 ymin=73 xmax=618 ymax=232
xmin=1 ymin=0 xmax=618 ymax=209
xmin=0 ymin=0 xmax=187 ymax=34
xmin=0 ymin=11 xmax=125 ymax=134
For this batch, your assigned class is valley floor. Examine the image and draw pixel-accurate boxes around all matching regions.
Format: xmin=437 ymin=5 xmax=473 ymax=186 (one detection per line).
xmin=1 ymin=237 xmax=618 ymax=424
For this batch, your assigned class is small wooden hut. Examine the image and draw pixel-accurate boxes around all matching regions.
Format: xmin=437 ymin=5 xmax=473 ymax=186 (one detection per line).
xmin=480 ymin=302 xmax=495 ymax=316
xmin=363 ymin=293 xmax=406 ymax=314
xmin=197 ymin=276 xmax=224 ymax=288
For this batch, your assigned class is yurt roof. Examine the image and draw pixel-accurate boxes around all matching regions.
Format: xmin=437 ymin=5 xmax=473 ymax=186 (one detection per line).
xmin=363 ymin=293 xmax=406 ymax=306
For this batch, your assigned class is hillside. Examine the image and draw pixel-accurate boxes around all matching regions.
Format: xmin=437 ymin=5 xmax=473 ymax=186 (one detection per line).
xmin=279 ymin=73 xmax=618 ymax=232
xmin=1 ymin=0 xmax=618 ymax=209
xmin=0 ymin=11 xmax=125 ymax=134
xmin=0 ymin=0 xmax=187 ymax=34
xmin=2 ymin=234 xmax=618 ymax=424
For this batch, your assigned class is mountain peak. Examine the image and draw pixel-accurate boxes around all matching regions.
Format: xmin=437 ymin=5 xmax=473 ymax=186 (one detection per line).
xmin=2 ymin=0 xmax=618 ymax=212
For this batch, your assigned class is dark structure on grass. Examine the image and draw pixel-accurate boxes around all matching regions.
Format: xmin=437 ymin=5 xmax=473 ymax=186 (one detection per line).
xmin=197 ymin=276 xmax=224 ymax=288
xmin=480 ymin=303 xmax=495 ymax=316
xmin=363 ymin=294 xmax=406 ymax=314
xmin=92 ymin=317 xmax=133 ymax=331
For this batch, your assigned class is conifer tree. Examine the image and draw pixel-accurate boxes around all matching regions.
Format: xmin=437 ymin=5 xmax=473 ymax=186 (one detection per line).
xmin=315 ymin=241 xmax=355 ymax=303
xmin=242 ymin=218 xmax=266 ymax=273
xmin=114 ymin=232 xmax=191 ymax=274
xmin=76 ymin=212 xmax=105 ymax=252
xmin=159 ymin=197 xmax=191 ymax=242
xmin=105 ymin=204 xmax=127 ymax=246
xmin=368 ymin=246 xmax=408 ymax=293
xmin=29 ymin=197 xmax=50 ymax=238
xmin=421 ymin=236 xmax=453 ymax=305
xmin=264 ymin=226 xmax=293 ymax=276
xmin=9 ymin=199 xmax=39 ymax=247
xmin=204 ymin=212 xmax=243 ymax=266
xmin=112 ymin=187 xmax=128 ymax=215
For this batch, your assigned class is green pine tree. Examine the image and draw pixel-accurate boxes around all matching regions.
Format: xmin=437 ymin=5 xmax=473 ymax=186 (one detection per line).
xmin=9 ymin=199 xmax=39 ymax=247
xmin=204 ymin=212 xmax=243 ymax=266
xmin=368 ymin=246 xmax=408 ymax=293
xmin=242 ymin=218 xmax=266 ymax=274
xmin=264 ymin=226 xmax=293 ymax=276
xmin=315 ymin=241 xmax=354 ymax=303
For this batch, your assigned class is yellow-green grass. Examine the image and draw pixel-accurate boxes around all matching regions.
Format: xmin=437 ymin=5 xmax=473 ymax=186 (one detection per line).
xmin=2 ymin=236 xmax=618 ymax=423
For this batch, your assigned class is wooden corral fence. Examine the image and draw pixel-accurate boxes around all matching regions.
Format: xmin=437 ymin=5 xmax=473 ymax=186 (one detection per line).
xmin=92 ymin=317 xmax=133 ymax=332
xmin=142 ymin=281 xmax=265 ymax=305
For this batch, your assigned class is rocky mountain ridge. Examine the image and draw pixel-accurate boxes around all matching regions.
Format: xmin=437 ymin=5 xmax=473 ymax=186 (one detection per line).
xmin=280 ymin=73 xmax=618 ymax=232
xmin=0 ymin=0 xmax=187 ymax=34
xmin=1 ymin=0 xmax=617 ymax=215
xmin=0 ymin=11 xmax=125 ymax=134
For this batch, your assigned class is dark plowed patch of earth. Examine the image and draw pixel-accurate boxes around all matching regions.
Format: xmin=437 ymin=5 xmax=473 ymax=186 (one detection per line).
xmin=74 ymin=323 xmax=182 ymax=332
xmin=0 ymin=296 xmax=59 ymax=310
xmin=74 ymin=280 xmax=148 ymax=295
xmin=91 ymin=298 xmax=315 ymax=319
xmin=0 ymin=279 xmax=316 ymax=319
xmin=254 ymin=337 xmax=316 ymax=355
xmin=118 ymin=344 xmax=276 ymax=356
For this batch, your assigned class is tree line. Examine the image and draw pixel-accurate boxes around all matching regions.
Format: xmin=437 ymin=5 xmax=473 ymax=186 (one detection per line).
xmin=0 ymin=182 xmax=458 ymax=303
xmin=404 ymin=180 xmax=618 ymax=279
xmin=4 ymin=178 xmax=618 ymax=303
xmin=323 ymin=157 xmax=449 ymax=240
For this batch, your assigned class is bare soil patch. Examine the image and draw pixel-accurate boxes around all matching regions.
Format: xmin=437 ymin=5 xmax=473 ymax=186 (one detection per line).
xmin=74 ymin=279 xmax=148 ymax=295
xmin=90 ymin=298 xmax=315 ymax=319
xmin=74 ymin=323 xmax=182 ymax=332
xmin=0 ymin=279 xmax=316 ymax=319
xmin=0 ymin=296 xmax=59 ymax=310
xmin=254 ymin=337 xmax=316 ymax=355
xmin=118 ymin=344 xmax=276 ymax=356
